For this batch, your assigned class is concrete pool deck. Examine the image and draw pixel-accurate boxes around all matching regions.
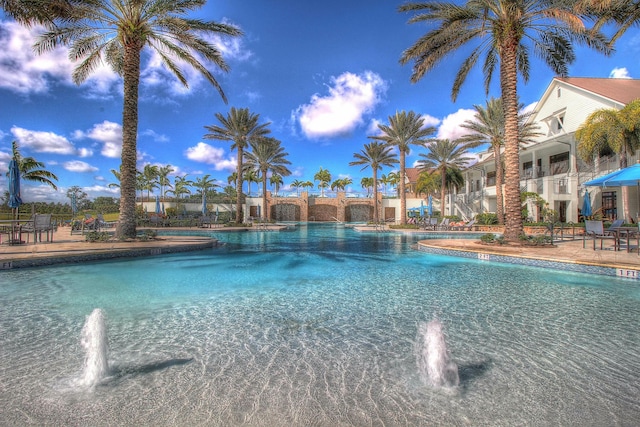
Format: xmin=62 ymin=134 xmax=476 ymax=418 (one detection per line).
xmin=0 ymin=225 xmax=638 ymax=273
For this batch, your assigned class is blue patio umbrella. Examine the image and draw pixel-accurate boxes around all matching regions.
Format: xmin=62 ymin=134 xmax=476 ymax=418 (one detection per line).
xmin=419 ymin=200 xmax=425 ymax=217
xmin=155 ymin=195 xmax=161 ymax=214
xmin=8 ymin=158 xmax=22 ymax=219
xmin=583 ymin=163 xmax=640 ymax=187
xmin=427 ymin=194 xmax=433 ymax=217
xmin=581 ymin=190 xmax=592 ymax=218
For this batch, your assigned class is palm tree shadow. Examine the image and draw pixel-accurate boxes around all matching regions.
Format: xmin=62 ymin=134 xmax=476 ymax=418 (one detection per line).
xmin=108 ymin=357 xmax=194 ymax=384
xmin=457 ymin=359 xmax=492 ymax=390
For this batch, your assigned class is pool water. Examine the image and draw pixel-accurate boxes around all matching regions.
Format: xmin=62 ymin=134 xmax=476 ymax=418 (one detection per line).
xmin=1 ymin=223 xmax=639 ymax=426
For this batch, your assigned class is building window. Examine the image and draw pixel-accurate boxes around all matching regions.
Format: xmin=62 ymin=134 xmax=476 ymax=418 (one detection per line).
xmin=557 ymin=115 xmax=564 ymax=131
xmin=557 ymin=88 xmax=561 ymax=98
xmin=486 ymin=171 xmax=496 ymax=187
xmin=549 ymin=151 xmax=569 ymax=175
xmin=554 ymin=178 xmax=568 ymax=194
xmin=602 ymin=191 xmax=617 ymax=220
xmin=523 ymin=161 xmax=533 ymax=178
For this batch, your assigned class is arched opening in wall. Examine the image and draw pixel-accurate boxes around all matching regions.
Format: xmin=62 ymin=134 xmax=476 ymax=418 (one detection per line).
xmin=345 ymin=204 xmax=373 ymax=222
xmin=308 ymin=205 xmax=337 ymax=221
xmin=272 ymin=203 xmax=300 ymax=221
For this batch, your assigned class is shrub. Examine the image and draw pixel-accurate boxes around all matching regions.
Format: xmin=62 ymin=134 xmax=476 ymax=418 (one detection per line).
xmin=476 ymin=213 xmax=498 ymax=225
xmin=85 ymin=231 xmax=111 ymax=242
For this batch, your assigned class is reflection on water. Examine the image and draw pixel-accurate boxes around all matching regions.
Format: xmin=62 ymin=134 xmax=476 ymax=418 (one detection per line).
xmin=1 ymin=224 xmax=639 ymax=426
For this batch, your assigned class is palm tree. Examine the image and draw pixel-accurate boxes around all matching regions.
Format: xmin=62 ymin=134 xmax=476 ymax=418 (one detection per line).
xmin=204 ymin=108 xmax=271 ymax=223
xmin=244 ymin=138 xmax=292 ymax=220
xmin=314 ymin=167 xmax=332 ymax=197
xmin=459 ymin=97 xmax=541 ymax=224
xmin=157 ymin=164 xmax=174 ymax=201
xmin=269 ymin=174 xmax=283 ymax=196
xmin=141 ymin=164 xmax=159 ymax=202
xmin=370 ymin=111 xmax=435 ymax=224
xmin=387 ymin=171 xmax=400 ymax=197
xmin=1 ymin=0 xmax=77 ymax=23
xmin=576 ymin=99 xmax=640 ymax=221
xmin=301 ymin=180 xmax=315 ymax=194
xmin=350 ymin=142 xmax=399 ymax=223
xmin=171 ymin=174 xmax=193 ymax=201
xmin=415 ymin=170 xmax=440 ymax=200
xmin=243 ymin=169 xmax=260 ymax=196
xmin=417 ymin=139 xmax=473 ymax=217
xmin=34 ymin=0 xmax=242 ymax=238
xmin=10 ymin=141 xmax=58 ymax=190
xmin=361 ymin=177 xmax=374 ymax=197
xmin=227 ymin=172 xmax=238 ymax=190
xmin=399 ymin=1 xmax=609 ymax=240
xmin=290 ymin=179 xmax=304 ymax=196
xmin=108 ymin=168 xmax=121 ymax=189
xmin=193 ymin=174 xmax=218 ymax=213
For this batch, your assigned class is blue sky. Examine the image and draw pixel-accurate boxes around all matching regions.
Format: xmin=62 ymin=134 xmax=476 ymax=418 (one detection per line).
xmin=1 ymin=0 xmax=638 ymax=204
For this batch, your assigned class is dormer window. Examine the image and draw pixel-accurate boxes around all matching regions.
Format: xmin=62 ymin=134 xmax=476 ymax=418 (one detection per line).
xmin=557 ymin=115 xmax=564 ymax=131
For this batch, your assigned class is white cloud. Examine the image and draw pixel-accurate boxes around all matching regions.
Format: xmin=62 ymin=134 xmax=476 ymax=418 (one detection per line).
xmin=77 ymin=147 xmax=94 ymax=157
xmin=184 ymin=142 xmax=236 ymax=171
xmin=77 ymin=121 xmax=123 ymax=158
xmin=294 ymin=71 xmax=387 ymax=139
xmin=0 ymin=21 xmax=119 ymax=96
xmin=609 ymin=67 xmax=632 ymax=79
xmin=436 ymin=108 xmax=477 ymax=140
xmin=11 ymin=126 xmax=76 ymax=154
xmin=63 ymin=160 xmax=99 ymax=173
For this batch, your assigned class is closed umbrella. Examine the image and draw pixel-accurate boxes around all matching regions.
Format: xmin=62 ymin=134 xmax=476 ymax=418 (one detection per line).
xmin=419 ymin=200 xmax=425 ymax=217
xmin=155 ymin=195 xmax=161 ymax=214
xmin=427 ymin=195 xmax=433 ymax=217
xmin=581 ymin=190 xmax=592 ymax=218
xmin=8 ymin=158 xmax=22 ymax=219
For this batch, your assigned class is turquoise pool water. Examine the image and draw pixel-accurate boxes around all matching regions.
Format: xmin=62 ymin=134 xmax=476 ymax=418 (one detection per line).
xmin=1 ymin=223 xmax=639 ymax=426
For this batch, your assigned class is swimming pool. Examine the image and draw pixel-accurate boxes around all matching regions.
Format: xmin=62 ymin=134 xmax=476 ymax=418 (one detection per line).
xmin=1 ymin=223 xmax=639 ymax=426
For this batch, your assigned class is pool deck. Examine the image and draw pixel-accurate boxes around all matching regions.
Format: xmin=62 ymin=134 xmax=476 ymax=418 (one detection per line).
xmin=0 ymin=225 xmax=638 ymax=273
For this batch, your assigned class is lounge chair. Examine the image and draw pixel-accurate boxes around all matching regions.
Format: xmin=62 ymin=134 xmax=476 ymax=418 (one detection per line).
xmin=450 ymin=219 xmax=476 ymax=231
xmin=96 ymin=214 xmax=116 ymax=230
xmin=583 ymin=220 xmax=616 ymax=250
xmin=436 ymin=218 xmax=450 ymax=231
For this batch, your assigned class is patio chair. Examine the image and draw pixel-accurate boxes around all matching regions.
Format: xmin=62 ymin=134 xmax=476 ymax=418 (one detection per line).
xmin=22 ymin=213 xmax=54 ymax=243
xmin=583 ymin=220 xmax=616 ymax=250
xmin=436 ymin=218 xmax=450 ymax=231
xmin=96 ymin=214 xmax=117 ymax=230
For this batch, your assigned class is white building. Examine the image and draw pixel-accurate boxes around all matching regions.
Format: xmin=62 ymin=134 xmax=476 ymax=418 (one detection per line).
xmin=458 ymin=77 xmax=640 ymax=223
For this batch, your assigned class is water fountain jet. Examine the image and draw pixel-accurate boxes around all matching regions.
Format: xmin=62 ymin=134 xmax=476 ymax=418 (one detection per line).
xmin=80 ymin=308 xmax=109 ymax=387
xmin=415 ymin=319 xmax=459 ymax=388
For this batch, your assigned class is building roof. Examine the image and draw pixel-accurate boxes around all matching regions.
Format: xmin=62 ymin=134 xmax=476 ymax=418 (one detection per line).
xmin=554 ymin=77 xmax=640 ymax=105
xmin=405 ymin=167 xmax=421 ymax=183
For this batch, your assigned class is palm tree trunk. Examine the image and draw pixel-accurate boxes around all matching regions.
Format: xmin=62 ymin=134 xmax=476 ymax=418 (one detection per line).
xmin=440 ymin=167 xmax=446 ymax=218
xmin=372 ymin=169 xmax=379 ymax=223
xmin=116 ymin=43 xmax=142 ymax=239
xmin=494 ymin=144 xmax=504 ymax=225
xmin=262 ymin=169 xmax=268 ymax=220
xmin=500 ymin=39 xmax=523 ymax=241
xmin=400 ymin=151 xmax=407 ymax=224
xmin=236 ymin=147 xmax=243 ymax=223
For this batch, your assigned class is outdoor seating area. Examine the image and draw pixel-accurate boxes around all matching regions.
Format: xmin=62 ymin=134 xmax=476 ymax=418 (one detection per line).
xmin=582 ymin=219 xmax=640 ymax=253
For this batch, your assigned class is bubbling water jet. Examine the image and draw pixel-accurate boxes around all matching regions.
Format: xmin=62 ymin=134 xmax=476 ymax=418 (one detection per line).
xmin=415 ymin=319 xmax=459 ymax=388
xmin=80 ymin=308 xmax=109 ymax=387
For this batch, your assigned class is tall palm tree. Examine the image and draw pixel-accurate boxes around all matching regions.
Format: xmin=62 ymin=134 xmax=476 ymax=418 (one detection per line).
xmin=459 ymin=97 xmax=541 ymax=224
xmin=576 ymin=99 xmax=640 ymax=220
xmin=290 ymin=179 xmax=304 ymax=196
xmin=171 ymin=174 xmax=193 ymax=201
xmin=243 ymin=169 xmax=260 ymax=197
xmin=370 ymin=111 xmax=435 ymax=224
xmin=141 ymin=164 xmax=159 ymax=202
xmin=34 ymin=0 xmax=242 ymax=238
xmin=193 ymin=174 xmax=218 ymax=212
xmin=350 ymin=141 xmax=399 ymax=223
xmin=204 ymin=107 xmax=271 ymax=223
xmin=399 ymin=0 xmax=609 ymax=240
xmin=269 ymin=174 xmax=283 ymax=196
xmin=1 ymin=0 xmax=77 ymax=23
xmin=301 ymin=180 xmax=314 ymax=194
xmin=314 ymin=167 xmax=332 ymax=197
xmin=10 ymin=141 xmax=58 ymax=190
xmin=157 ymin=164 xmax=174 ymax=201
xmin=244 ymin=138 xmax=292 ymax=220
xmin=360 ymin=177 xmax=374 ymax=197
xmin=417 ymin=139 xmax=473 ymax=217
xmin=227 ymin=172 xmax=238 ymax=191
xmin=387 ymin=171 xmax=401 ymax=197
